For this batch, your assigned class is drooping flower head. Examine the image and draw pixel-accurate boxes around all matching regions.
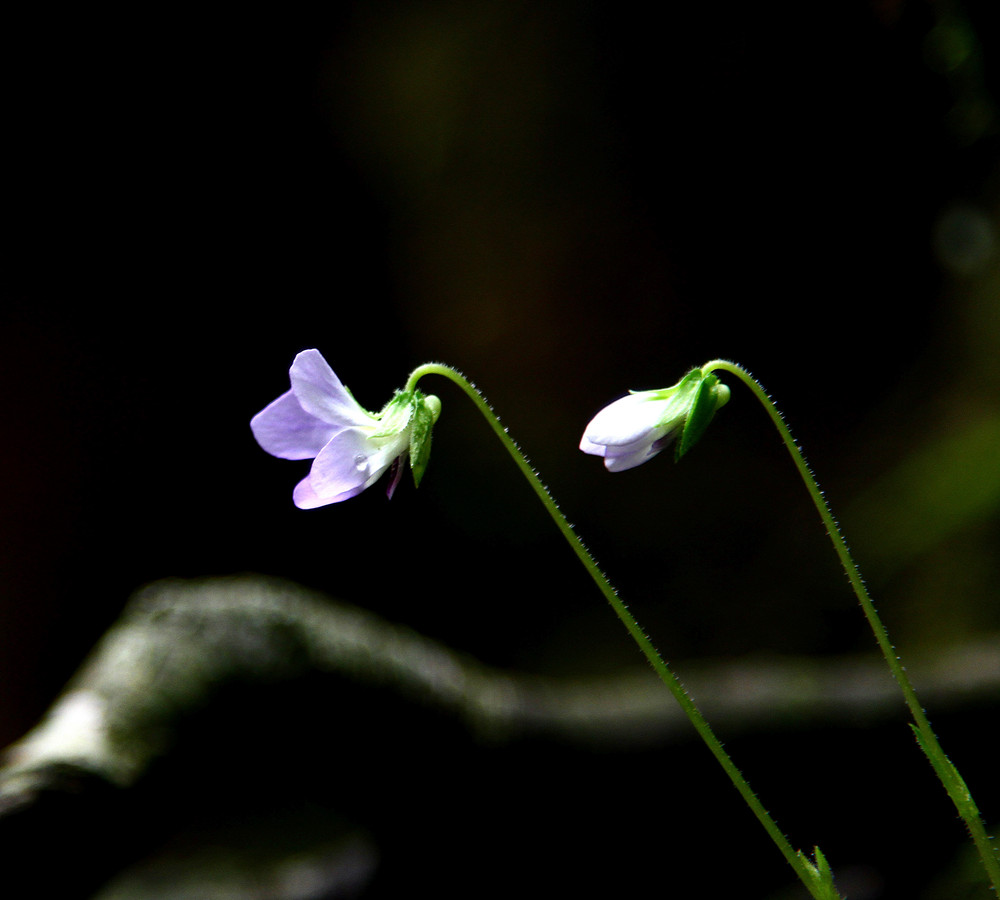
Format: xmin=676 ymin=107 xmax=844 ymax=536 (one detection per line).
xmin=251 ymin=349 xmax=441 ymax=508
xmin=580 ymin=367 xmax=729 ymax=471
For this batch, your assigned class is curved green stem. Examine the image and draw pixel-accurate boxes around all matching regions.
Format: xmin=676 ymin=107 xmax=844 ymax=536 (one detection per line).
xmin=406 ymin=362 xmax=832 ymax=898
xmin=703 ymin=358 xmax=1000 ymax=891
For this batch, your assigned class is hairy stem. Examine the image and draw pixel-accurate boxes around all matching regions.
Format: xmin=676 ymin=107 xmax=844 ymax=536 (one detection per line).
xmin=703 ymin=358 xmax=1000 ymax=891
xmin=406 ymin=362 xmax=834 ymax=898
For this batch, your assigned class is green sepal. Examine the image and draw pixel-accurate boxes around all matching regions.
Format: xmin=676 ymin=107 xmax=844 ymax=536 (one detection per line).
xmin=673 ymin=368 xmax=704 ymax=396
xmin=675 ymin=372 xmax=723 ymax=460
xmin=409 ymin=391 xmax=441 ymax=488
xmin=373 ymin=391 xmax=413 ymax=437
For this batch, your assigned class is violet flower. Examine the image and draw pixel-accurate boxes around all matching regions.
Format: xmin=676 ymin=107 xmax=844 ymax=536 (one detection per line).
xmin=580 ymin=368 xmax=729 ymax=471
xmin=251 ymin=349 xmax=440 ymax=508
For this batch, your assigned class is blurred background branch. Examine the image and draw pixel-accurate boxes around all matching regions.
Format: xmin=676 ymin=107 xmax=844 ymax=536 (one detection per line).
xmin=2 ymin=575 xmax=999 ymax=897
xmin=6 ymin=575 xmax=999 ymax=790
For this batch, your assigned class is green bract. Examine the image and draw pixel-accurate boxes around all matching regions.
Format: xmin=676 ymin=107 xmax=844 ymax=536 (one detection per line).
xmin=675 ymin=370 xmax=730 ymax=460
xmin=408 ymin=392 xmax=442 ymax=488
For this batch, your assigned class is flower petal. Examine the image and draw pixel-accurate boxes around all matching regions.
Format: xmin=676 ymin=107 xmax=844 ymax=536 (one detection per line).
xmin=602 ymin=440 xmax=669 ymax=472
xmin=292 ymin=473 xmax=328 ymax=508
xmin=579 ymin=435 xmax=610 ymax=457
xmin=581 ymin=393 xmax=670 ymax=448
xmin=601 ymin=429 xmax=669 ymax=460
xmin=289 ymin=349 xmax=375 ymax=429
xmin=292 ymin=471 xmax=366 ymax=508
xmin=307 ymin=428 xmax=407 ymax=505
xmin=385 ymin=456 xmax=405 ymax=499
xmin=251 ymin=389 xmax=338 ymax=460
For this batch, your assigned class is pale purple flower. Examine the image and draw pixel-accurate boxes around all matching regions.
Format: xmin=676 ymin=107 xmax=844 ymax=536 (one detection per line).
xmin=581 ymin=370 xmax=729 ymax=471
xmin=251 ymin=349 xmax=439 ymax=508
xmin=580 ymin=390 xmax=691 ymax=472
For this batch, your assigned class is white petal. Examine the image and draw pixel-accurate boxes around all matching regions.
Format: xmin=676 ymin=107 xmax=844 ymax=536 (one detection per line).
xmin=288 ymin=349 xmax=376 ymax=429
xmin=582 ymin=393 xmax=666 ymax=448
xmin=292 ymin=473 xmax=329 ymax=508
xmin=307 ymin=428 xmax=407 ymax=504
xmin=603 ymin=443 xmax=665 ymax=472
xmin=579 ymin=435 xmax=609 ymax=457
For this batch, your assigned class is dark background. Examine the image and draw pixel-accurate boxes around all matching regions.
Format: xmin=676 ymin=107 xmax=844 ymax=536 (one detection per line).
xmin=4 ymin=2 xmax=1000 ymax=897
